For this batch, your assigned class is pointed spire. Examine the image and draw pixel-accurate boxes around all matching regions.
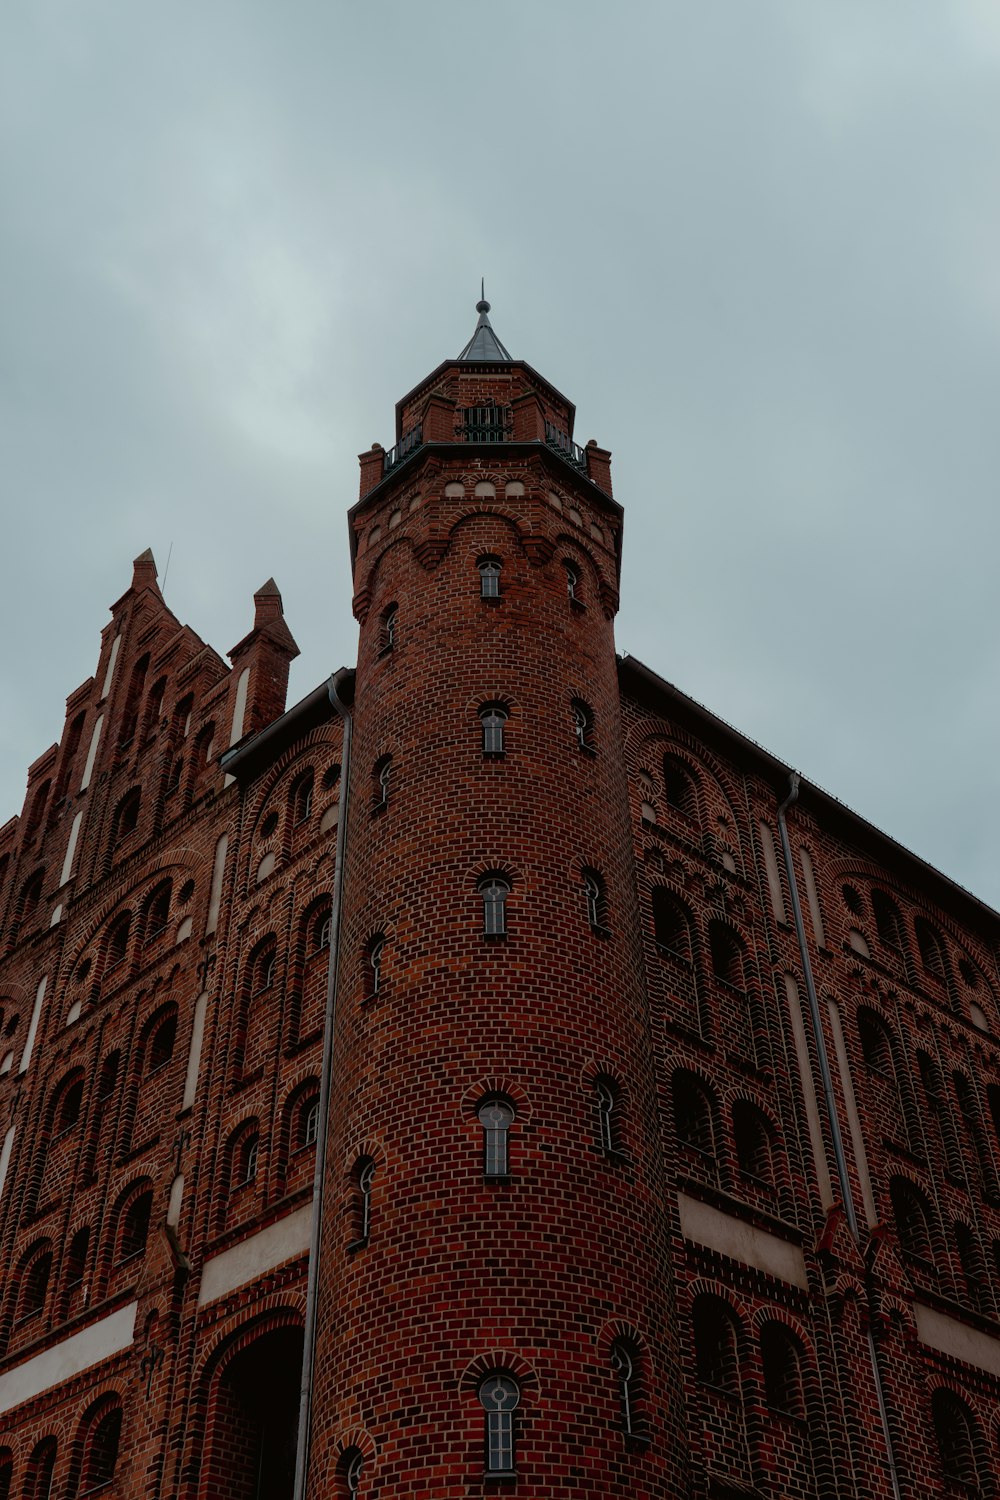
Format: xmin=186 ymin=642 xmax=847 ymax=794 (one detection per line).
xmin=457 ymin=286 xmax=513 ymax=362
xmin=131 ymin=548 xmax=161 ymax=596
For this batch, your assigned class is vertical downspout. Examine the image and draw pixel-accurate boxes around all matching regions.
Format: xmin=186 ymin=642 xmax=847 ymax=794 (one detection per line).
xmin=293 ymin=671 xmax=352 ymax=1500
xmin=776 ymin=774 xmax=901 ymax=1500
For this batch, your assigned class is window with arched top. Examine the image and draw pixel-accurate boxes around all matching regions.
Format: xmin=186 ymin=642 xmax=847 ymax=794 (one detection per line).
xmin=479 ymin=1374 xmax=519 ymax=1475
xmin=858 ymin=1008 xmax=893 ymax=1075
xmin=146 ymin=1010 xmax=177 ymax=1073
xmin=564 ymin=563 xmax=579 ymax=602
xmin=233 ymin=1129 xmax=259 ymax=1189
xmin=760 ymin=1324 xmax=803 ymax=1417
xmin=381 ymin=604 xmax=397 ymax=652
xmin=366 ymin=935 xmax=384 ymax=996
xmin=299 ymin=1094 xmax=320 ymax=1150
xmin=932 ymin=1388 xmax=980 ymax=1488
xmin=18 ymin=1245 xmax=52 ymax=1323
xmin=915 ymin=918 xmax=947 ymax=981
xmin=104 ymin=914 xmax=131 ymax=974
xmin=954 ymin=1222 xmax=987 ymax=1313
xmin=732 ymin=1100 xmax=774 ymax=1186
xmin=890 ymin=1178 xmax=935 ymax=1269
xmin=292 ymin=769 xmax=314 ymax=824
xmin=478 ymin=557 xmax=502 ymax=599
xmin=78 ymin=1400 xmax=123 ymax=1494
xmin=350 ymin=1158 xmax=376 ymax=1247
xmin=312 ymin=904 xmax=332 ymax=952
xmin=97 ymin=1051 xmax=120 ymax=1101
xmin=595 ymin=1078 xmax=620 ymax=1154
xmin=478 ymin=1098 xmax=515 ymax=1177
xmin=673 ymin=1073 xmax=717 ymax=1164
xmin=24 ymin=779 xmax=50 ymax=841
xmin=583 ymin=869 xmax=607 ymax=929
xmin=114 ymin=787 xmax=141 ymax=843
xmin=652 ymin=889 xmax=693 ymax=959
xmin=64 ymin=1227 xmax=90 ymax=1295
xmin=54 ymin=1074 xmax=85 ymax=1135
xmin=373 ymin=755 xmax=391 ymax=810
xmin=872 ymin=890 xmax=905 ymax=951
xmin=118 ymin=1188 xmax=153 ymax=1261
xmin=479 ymin=876 xmax=509 ymax=937
xmin=708 ymin=921 xmax=745 ymax=989
xmin=253 ymin=945 xmax=276 ymax=995
xmin=338 ymin=1447 xmax=365 ymax=1497
xmin=24 ymin=1438 xmax=57 ymax=1500
xmin=571 ymin=699 xmax=594 ymax=751
xmin=693 ymin=1296 xmax=741 ymax=1392
xmin=480 ymin=705 xmax=507 ymax=755
xmin=611 ymin=1340 xmax=641 ymax=1434
xmin=662 ymin=756 xmax=698 ymax=818
xmin=144 ymin=881 xmax=171 ymax=939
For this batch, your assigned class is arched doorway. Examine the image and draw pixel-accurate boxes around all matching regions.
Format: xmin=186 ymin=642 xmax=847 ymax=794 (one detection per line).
xmin=203 ymin=1325 xmax=303 ymax=1500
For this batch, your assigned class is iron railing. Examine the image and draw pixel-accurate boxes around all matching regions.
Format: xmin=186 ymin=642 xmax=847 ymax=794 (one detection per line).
xmin=383 ymin=425 xmax=423 ymax=474
xmin=461 ymin=405 xmax=511 ymax=443
xmin=544 ymin=420 xmax=587 ymax=470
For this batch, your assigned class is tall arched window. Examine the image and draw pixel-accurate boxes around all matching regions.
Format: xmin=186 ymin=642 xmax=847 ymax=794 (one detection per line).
xmin=338 ymin=1447 xmax=365 ymax=1497
xmin=146 ymin=1009 xmax=177 ymax=1074
xmin=479 ymin=1374 xmax=519 ymax=1475
xmin=373 ymin=755 xmax=392 ymax=810
xmin=144 ymin=881 xmax=171 ymax=939
xmin=760 ymin=1323 xmax=803 ymax=1416
xmin=24 ymin=1438 xmax=57 ymax=1500
xmin=662 ymin=756 xmax=698 ymax=818
xmin=478 ymin=557 xmax=502 ymax=599
xmin=595 ymin=1078 xmax=619 ymax=1153
xmin=299 ymin=1095 xmax=320 ymax=1150
xmin=350 ymin=1158 xmax=376 ymax=1247
xmin=253 ymin=944 xmax=276 ymax=995
xmin=915 ymin=918 xmax=947 ymax=981
xmin=381 ymin=604 xmax=397 ymax=652
xmin=104 ymin=914 xmax=131 ymax=974
xmin=0 ymin=1448 xmax=11 ymax=1500
xmin=312 ymin=904 xmax=332 ymax=952
xmin=872 ymin=890 xmax=905 ymax=951
xmin=932 ymin=1389 xmax=979 ymax=1487
xmin=366 ymin=935 xmax=384 ymax=996
xmin=114 ymin=787 xmax=141 ymax=844
xmin=673 ymin=1073 xmax=717 ymax=1165
xmin=583 ymin=869 xmax=607 ymax=929
xmin=572 ymin=699 xmax=594 ymax=751
xmin=564 ymin=563 xmax=579 ymax=602
xmin=890 ymin=1178 xmax=935 ymax=1269
xmin=693 ymin=1296 xmax=740 ymax=1391
xmin=54 ymin=1073 xmax=85 ymax=1135
xmin=18 ymin=1245 xmax=52 ymax=1323
xmin=292 ymin=770 xmax=314 ymax=824
xmin=611 ymin=1340 xmax=640 ymax=1435
xmin=231 ymin=1126 xmax=260 ymax=1190
xmin=480 ymin=705 xmax=507 ymax=755
xmin=732 ymin=1100 xmax=773 ymax=1186
xmin=479 ymin=876 xmax=509 ymax=937
xmin=479 ymin=1098 xmax=515 ymax=1177
xmin=64 ymin=1227 xmax=90 ymax=1296
xmin=118 ymin=1188 xmax=153 ymax=1262
xmin=708 ymin=921 xmax=745 ymax=989
xmin=954 ymin=1222 xmax=986 ymax=1313
xmin=652 ymin=889 xmax=692 ymax=959
xmin=79 ymin=1400 xmax=123 ymax=1493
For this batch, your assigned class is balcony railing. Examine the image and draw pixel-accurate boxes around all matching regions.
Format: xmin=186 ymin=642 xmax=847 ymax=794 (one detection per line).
xmin=383 ymin=425 xmax=423 ymax=474
xmin=544 ymin=421 xmax=587 ymax=470
xmin=460 ymin=405 xmax=511 ymax=443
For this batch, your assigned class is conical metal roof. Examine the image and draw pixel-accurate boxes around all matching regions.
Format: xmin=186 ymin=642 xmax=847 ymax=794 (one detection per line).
xmin=457 ymin=291 xmax=512 ymax=362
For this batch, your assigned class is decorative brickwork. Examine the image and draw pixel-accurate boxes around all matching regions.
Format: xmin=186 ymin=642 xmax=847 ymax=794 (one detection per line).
xmin=0 ymin=304 xmax=999 ymax=1497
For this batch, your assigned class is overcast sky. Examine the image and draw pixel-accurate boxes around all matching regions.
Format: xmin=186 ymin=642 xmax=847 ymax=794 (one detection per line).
xmin=2 ymin=1 xmax=999 ymax=908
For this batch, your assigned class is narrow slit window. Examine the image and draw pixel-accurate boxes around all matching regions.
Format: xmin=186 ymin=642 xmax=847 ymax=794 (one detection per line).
xmin=479 ymin=1099 xmax=515 ymax=1177
xmin=480 ymin=1374 xmax=519 ymax=1474
xmin=480 ymin=877 xmax=509 ymax=936
xmin=480 ymin=705 xmax=507 ymax=755
xmin=611 ymin=1342 xmax=637 ymax=1434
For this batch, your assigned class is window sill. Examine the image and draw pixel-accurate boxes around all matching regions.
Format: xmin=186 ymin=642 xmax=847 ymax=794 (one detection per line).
xmin=347 ymin=1237 xmax=369 ymax=1255
xmin=590 ymin=924 xmax=612 ymax=940
xmin=590 ymin=1145 xmax=630 ymax=1167
xmin=480 ymin=595 xmax=502 ymax=607
xmin=483 ymin=932 xmax=508 ymax=944
xmin=483 ymin=751 xmax=506 ymax=761
xmin=569 ymin=598 xmax=586 ymax=614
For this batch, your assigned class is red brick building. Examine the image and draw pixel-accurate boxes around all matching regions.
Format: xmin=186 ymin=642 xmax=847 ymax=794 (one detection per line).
xmin=2 ymin=302 xmax=999 ymax=1497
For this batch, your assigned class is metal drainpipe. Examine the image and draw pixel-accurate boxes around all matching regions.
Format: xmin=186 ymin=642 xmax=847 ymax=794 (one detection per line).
xmin=776 ymin=774 xmax=901 ymax=1500
xmin=292 ymin=671 xmax=352 ymax=1500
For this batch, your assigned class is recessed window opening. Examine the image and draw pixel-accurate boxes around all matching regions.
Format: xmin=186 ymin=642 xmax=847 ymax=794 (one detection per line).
xmin=119 ymin=1190 xmax=152 ymax=1260
xmin=890 ymin=1178 xmax=934 ymax=1266
xmin=373 ymin=756 xmax=391 ymax=809
xmin=367 ymin=936 xmax=384 ymax=995
xmin=583 ymin=869 xmax=607 ymax=929
xmin=611 ymin=1341 xmax=638 ymax=1435
xmin=65 ymin=1227 xmax=90 ymax=1290
xmin=293 ymin=770 xmax=314 ymax=824
xmin=480 ymin=705 xmax=507 ymax=755
xmin=381 ymin=605 xmax=397 ymax=652
xmin=105 ymin=916 xmax=131 ymax=972
xmin=662 ymin=757 xmax=698 ymax=818
xmin=915 ymin=919 xmax=947 ymax=980
xmin=352 ymin=1158 xmax=376 ymax=1246
xmin=693 ymin=1298 xmax=739 ymax=1391
xmin=572 ymin=699 xmax=594 ymax=751
xmin=236 ymin=1132 xmax=259 ymax=1187
xmin=933 ymin=1389 xmax=979 ymax=1487
xmin=479 ymin=1098 xmax=515 ymax=1177
xmin=147 ymin=1012 xmax=177 ymax=1073
xmin=652 ymin=889 xmax=692 ymax=959
xmin=479 ymin=1374 xmax=519 ymax=1475
xmin=300 ymin=1097 xmax=320 ymax=1149
xmin=254 ymin=948 xmax=276 ymax=994
xmin=19 ymin=1251 xmax=52 ymax=1322
xmin=313 ymin=907 xmax=332 ymax=952
xmin=709 ymin=921 xmax=744 ymax=989
xmin=146 ymin=883 xmax=170 ymax=937
xmin=761 ymin=1325 xmax=802 ymax=1416
xmin=115 ymin=788 xmax=141 ymax=842
xmin=81 ymin=1404 xmax=122 ymax=1493
xmin=56 ymin=1077 xmax=84 ymax=1134
xmin=596 ymin=1079 xmax=618 ymax=1153
xmin=340 ymin=1449 xmax=365 ymax=1497
xmin=872 ymin=890 xmax=904 ymax=950
xmin=733 ymin=1101 xmax=773 ymax=1184
xmin=673 ymin=1073 xmax=716 ymax=1161
xmin=858 ymin=1010 xmax=893 ymax=1075
xmin=478 ymin=557 xmax=502 ymax=599
xmin=565 ymin=563 xmax=579 ymax=602
xmin=480 ymin=876 xmax=509 ymax=936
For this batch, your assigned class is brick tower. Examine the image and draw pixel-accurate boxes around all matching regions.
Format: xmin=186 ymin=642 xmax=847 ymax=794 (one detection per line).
xmin=303 ymin=302 xmax=692 ymax=1495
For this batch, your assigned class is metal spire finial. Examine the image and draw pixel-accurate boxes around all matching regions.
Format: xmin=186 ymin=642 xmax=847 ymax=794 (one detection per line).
xmin=476 ymin=277 xmax=490 ymax=315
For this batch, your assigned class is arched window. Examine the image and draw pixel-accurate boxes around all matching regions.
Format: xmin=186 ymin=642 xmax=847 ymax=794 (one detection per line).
xmin=118 ymin=1189 xmax=153 ymax=1261
xmin=104 ymin=914 xmax=131 ymax=973
xmin=932 ymin=1389 xmax=979 ymax=1487
xmin=312 ymin=904 xmax=332 ymax=952
xmin=292 ymin=770 xmax=314 ymax=824
xmin=638 ymin=770 xmax=657 ymax=823
xmin=480 ymin=704 xmax=507 ymax=755
xmin=693 ymin=1297 xmax=740 ymax=1391
xmin=0 ymin=1448 xmax=11 ymax=1500
xmin=890 ymin=1178 xmax=935 ymax=1268
xmin=351 ymin=1158 xmax=376 ymax=1247
xmin=64 ymin=1227 xmax=90 ymax=1293
xmin=366 ymin=935 xmax=384 ymax=996
xmin=479 ymin=1098 xmax=515 ymax=1177
xmin=858 ymin=1009 xmax=893 ymax=1075
xmin=954 ymin=1223 xmax=986 ymax=1313
xmin=583 ymin=869 xmax=607 ymax=929
xmin=480 ymin=876 xmax=509 ymax=937
xmin=673 ymin=1073 xmax=717 ymax=1164
xmin=662 ymin=756 xmax=698 ymax=818
xmin=595 ymin=1078 xmax=619 ymax=1153
xmin=25 ymin=779 xmax=50 ymax=841
xmin=338 ymin=1447 xmax=365 ymax=1497
xmin=114 ymin=788 xmax=141 ymax=843
xmin=381 ymin=604 xmax=397 ymax=652
xmin=146 ymin=1010 xmax=177 ymax=1073
xmin=564 ymin=563 xmax=579 ymax=602
xmin=872 ymin=890 xmax=904 ymax=951
xmin=915 ymin=918 xmax=947 ymax=981
xmin=373 ymin=755 xmax=391 ymax=810
xmin=97 ymin=1051 xmax=120 ymax=1101
xmin=16 ymin=868 xmax=45 ymax=936
xmin=299 ymin=1094 xmax=320 ymax=1150
xmin=652 ymin=889 xmax=692 ymax=959
xmin=55 ymin=1074 xmax=85 ymax=1134
xmin=229 ymin=1122 xmax=260 ymax=1191
xmin=478 ymin=557 xmax=502 ymax=599
xmin=760 ymin=1324 xmax=803 ymax=1416
xmin=611 ymin=1340 xmax=640 ymax=1434
xmin=79 ymin=1401 xmax=123 ymax=1493
xmin=709 ymin=921 xmax=745 ymax=989
xmin=479 ymin=1374 xmax=519 ymax=1475
xmin=144 ymin=882 xmax=171 ymax=939
xmin=253 ymin=945 xmax=276 ymax=995
xmin=572 ymin=699 xmax=594 ymax=751
xmin=18 ymin=1246 xmax=52 ymax=1323
xmin=732 ymin=1100 xmax=773 ymax=1185
xmin=24 ymin=1439 xmax=57 ymax=1500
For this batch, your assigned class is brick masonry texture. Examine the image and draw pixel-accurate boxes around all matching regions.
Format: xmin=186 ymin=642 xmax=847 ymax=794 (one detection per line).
xmin=1 ymin=323 xmax=999 ymax=1498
